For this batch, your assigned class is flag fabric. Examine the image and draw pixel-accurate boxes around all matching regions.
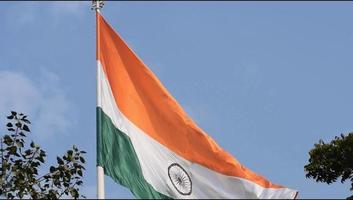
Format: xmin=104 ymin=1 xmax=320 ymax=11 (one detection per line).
xmin=96 ymin=12 xmax=297 ymax=199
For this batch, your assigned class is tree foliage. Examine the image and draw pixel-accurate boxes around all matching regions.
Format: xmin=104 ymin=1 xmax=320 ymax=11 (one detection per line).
xmin=0 ymin=111 xmax=86 ymax=199
xmin=304 ymin=133 xmax=353 ymax=198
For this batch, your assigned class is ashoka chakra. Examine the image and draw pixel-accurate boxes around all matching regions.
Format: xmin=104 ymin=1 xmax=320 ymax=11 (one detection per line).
xmin=168 ymin=163 xmax=192 ymax=195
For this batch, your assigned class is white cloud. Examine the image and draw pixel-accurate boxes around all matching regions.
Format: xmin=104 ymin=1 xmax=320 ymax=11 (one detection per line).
xmin=0 ymin=69 xmax=73 ymax=140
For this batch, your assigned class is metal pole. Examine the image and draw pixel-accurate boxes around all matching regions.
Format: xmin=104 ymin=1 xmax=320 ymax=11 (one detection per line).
xmin=97 ymin=166 xmax=105 ymax=199
xmin=93 ymin=1 xmax=105 ymax=199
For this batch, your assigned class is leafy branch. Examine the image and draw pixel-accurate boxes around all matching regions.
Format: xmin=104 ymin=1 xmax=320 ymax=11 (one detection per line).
xmin=305 ymin=133 xmax=353 ymax=199
xmin=0 ymin=111 xmax=86 ymax=199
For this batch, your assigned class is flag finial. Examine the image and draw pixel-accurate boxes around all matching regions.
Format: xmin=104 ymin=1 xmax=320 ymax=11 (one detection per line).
xmin=92 ymin=0 xmax=104 ymax=12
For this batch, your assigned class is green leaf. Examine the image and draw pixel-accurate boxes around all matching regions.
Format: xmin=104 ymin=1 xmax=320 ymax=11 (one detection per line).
xmin=70 ymin=188 xmax=79 ymax=199
xmin=24 ymin=149 xmax=32 ymax=155
xmin=15 ymin=122 xmax=21 ymax=128
xmin=57 ymin=156 xmax=64 ymax=165
xmin=23 ymin=124 xmax=30 ymax=132
xmin=23 ymin=119 xmax=31 ymax=124
xmin=11 ymin=111 xmax=17 ymax=116
xmin=50 ymin=166 xmax=56 ymax=173
xmin=38 ymin=156 xmax=45 ymax=163
xmin=30 ymin=141 xmax=35 ymax=148
xmin=40 ymin=150 xmax=46 ymax=157
xmin=78 ymin=170 xmax=83 ymax=177
xmin=16 ymin=141 xmax=24 ymax=148
xmin=68 ymin=154 xmax=72 ymax=161
xmin=79 ymin=156 xmax=85 ymax=164
xmin=9 ymin=146 xmax=17 ymax=154
xmin=7 ymin=193 xmax=13 ymax=199
xmin=7 ymin=115 xmax=14 ymax=119
xmin=4 ymin=135 xmax=13 ymax=145
xmin=7 ymin=128 xmax=15 ymax=132
xmin=6 ymin=123 xmax=13 ymax=127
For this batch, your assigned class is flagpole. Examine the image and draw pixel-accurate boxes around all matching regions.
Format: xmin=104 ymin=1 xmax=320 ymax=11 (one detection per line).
xmin=93 ymin=0 xmax=105 ymax=199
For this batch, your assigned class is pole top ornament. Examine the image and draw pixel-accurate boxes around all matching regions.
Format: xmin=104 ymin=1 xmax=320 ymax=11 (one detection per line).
xmin=92 ymin=0 xmax=104 ymax=11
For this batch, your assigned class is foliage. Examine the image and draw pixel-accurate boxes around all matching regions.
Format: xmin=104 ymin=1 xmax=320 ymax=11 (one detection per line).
xmin=304 ymin=133 xmax=353 ymax=198
xmin=0 ymin=111 xmax=86 ymax=199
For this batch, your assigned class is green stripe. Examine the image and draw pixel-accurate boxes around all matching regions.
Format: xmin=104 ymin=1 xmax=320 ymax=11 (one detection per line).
xmin=97 ymin=107 xmax=171 ymax=199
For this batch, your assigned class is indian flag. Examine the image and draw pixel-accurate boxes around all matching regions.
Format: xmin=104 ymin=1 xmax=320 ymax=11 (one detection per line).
xmin=96 ymin=12 xmax=298 ymax=199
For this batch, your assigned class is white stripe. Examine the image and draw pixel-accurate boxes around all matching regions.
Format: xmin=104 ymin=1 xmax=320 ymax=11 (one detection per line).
xmin=97 ymin=61 xmax=297 ymax=199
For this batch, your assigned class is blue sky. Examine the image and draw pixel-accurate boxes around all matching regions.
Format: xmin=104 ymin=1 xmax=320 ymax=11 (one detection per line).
xmin=1 ymin=1 xmax=352 ymax=198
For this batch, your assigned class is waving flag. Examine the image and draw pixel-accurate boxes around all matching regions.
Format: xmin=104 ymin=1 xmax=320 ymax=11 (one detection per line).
xmin=96 ymin=12 xmax=297 ymax=199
